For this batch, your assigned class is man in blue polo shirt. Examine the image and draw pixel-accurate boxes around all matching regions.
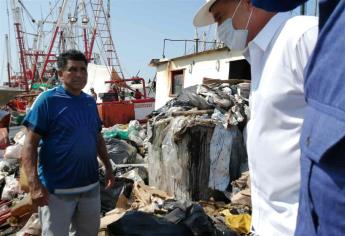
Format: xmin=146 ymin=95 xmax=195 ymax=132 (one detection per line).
xmin=22 ymin=49 xmax=115 ymax=235
xmin=252 ymin=1 xmax=345 ymax=235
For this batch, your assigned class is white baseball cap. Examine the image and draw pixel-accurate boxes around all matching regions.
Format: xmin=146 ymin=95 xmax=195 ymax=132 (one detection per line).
xmin=193 ymin=0 xmax=218 ymax=27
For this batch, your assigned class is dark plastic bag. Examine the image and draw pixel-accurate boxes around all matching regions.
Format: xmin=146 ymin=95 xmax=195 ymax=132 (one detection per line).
xmin=108 ymin=211 xmax=193 ymax=236
xmin=100 ymin=174 xmax=133 ymax=214
xmin=181 ymin=85 xmax=212 ymax=110
xmin=163 ymin=201 xmax=238 ymax=236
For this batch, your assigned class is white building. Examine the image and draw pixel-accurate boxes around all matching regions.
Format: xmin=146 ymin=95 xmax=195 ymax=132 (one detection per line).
xmin=150 ymin=47 xmax=250 ymax=109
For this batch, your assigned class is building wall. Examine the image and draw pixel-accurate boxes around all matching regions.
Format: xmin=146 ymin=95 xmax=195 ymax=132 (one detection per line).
xmin=154 ymin=49 xmax=244 ymax=109
xmin=155 ymin=63 xmax=171 ymax=109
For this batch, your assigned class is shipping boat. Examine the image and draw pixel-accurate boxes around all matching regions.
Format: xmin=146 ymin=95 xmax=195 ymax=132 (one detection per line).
xmin=4 ymin=0 xmax=155 ymax=125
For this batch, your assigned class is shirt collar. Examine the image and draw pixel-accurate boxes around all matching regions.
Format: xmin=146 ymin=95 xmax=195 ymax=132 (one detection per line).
xmin=243 ymin=12 xmax=292 ymax=60
xmin=254 ymin=12 xmax=292 ymax=51
xmin=57 ymin=85 xmax=85 ymax=98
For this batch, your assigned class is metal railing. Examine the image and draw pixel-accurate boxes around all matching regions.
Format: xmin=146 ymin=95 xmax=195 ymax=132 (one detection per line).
xmin=162 ymin=38 xmax=224 ymax=59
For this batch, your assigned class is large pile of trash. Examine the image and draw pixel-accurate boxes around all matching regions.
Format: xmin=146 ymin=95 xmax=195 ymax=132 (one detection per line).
xmin=147 ymin=81 xmax=249 ymax=201
xmin=135 ymin=81 xmax=252 ymax=235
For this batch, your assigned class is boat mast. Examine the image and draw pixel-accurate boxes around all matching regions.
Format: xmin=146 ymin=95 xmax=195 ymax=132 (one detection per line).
xmin=89 ymin=0 xmax=124 ymax=79
xmin=39 ymin=0 xmax=69 ymax=81
xmin=30 ymin=21 xmax=43 ymax=83
xmin=11 ymin=0 xmax=29 ymax=91
xmin=80 ymin=0 xmax=89 ymax=57
xmin=5 ymin=0 xmax=12 ymax=87
xmin=5 ymin=34 xmax=12 ymax=87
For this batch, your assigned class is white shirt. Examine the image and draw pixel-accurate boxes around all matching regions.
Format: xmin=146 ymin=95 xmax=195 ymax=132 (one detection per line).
xmin=244 ymin=13 xmax=318 ymax=236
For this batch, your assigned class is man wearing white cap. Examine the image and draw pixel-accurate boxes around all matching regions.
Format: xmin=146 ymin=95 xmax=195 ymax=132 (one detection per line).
xmin=194 ymin=1 xmax=318 ymax=235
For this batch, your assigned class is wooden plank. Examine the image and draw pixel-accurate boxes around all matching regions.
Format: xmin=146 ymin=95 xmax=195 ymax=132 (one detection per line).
xmin=171 ymin=110 xmax=214 ymax=117
xmin=203 ymin=78 xmax=250 ymax=85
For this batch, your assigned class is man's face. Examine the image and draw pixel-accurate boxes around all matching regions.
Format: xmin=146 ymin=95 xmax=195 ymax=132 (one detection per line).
xmin=210 ymin=0 xmax=248 ymax=29
xmin=59 ymin=60 xmax=87 ymax=93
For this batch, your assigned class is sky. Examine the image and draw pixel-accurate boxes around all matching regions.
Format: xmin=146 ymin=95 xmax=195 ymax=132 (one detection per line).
xmin=0 ymin=0 xmax=317 ymax=85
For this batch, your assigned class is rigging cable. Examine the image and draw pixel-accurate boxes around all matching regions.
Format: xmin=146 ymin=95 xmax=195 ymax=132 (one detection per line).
xmin=18 ymin=0 xmax=36 ymax=23
xmin=42 ymin=0 xmax=62 ymax=25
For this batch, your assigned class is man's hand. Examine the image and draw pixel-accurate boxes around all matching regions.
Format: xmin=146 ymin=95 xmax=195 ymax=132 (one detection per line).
xmin=30 ymin=183 xmax=49 ymax=207
xmin=104 ymin=169 xmax=116 ymax=190
xmin=97 ymin=133 xmax=116 ymax=189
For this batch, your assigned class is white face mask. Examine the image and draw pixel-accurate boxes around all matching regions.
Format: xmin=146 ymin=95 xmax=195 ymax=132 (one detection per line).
xmin=217 ymin=0 xmax=253 ymax=51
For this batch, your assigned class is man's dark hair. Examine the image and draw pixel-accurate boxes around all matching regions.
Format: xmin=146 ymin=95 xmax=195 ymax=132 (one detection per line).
xmin=57 ymin=49 xmax=88 ymax=71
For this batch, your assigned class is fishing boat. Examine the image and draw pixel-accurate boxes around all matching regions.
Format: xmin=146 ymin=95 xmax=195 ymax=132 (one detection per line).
xmin=3 ymin=0 xmax=155 ymax=125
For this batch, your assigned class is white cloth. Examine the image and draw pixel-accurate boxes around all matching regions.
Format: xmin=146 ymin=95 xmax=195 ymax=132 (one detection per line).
xmin=83 ymin=63 xmax=111 ymax=103
xmin=243 ymin=13 xmax=318 ymax=236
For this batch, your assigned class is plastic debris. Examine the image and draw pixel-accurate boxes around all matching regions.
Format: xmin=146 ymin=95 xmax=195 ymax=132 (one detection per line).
xmin=221 ymin=209 xmax=251 ymax=235
xmin=1 ymin=175 xmax=21 ymax=200
xmin=4 ymin=144 xmax=22 ymax=159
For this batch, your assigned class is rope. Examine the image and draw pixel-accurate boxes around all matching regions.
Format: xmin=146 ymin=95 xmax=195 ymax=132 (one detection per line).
xmin=42 ymin=0 xmax=62 ymax=25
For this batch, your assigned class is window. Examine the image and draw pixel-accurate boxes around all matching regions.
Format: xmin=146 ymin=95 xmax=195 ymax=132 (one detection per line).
xmin=229 ymin=59 xmax=251 ymax=80
xmin=170 ymin=70 xmax=184 ymax=96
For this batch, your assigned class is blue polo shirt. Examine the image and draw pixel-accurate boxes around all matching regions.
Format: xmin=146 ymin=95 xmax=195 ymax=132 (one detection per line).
xmin=23 ymin=86 xmax=102 ymax=193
